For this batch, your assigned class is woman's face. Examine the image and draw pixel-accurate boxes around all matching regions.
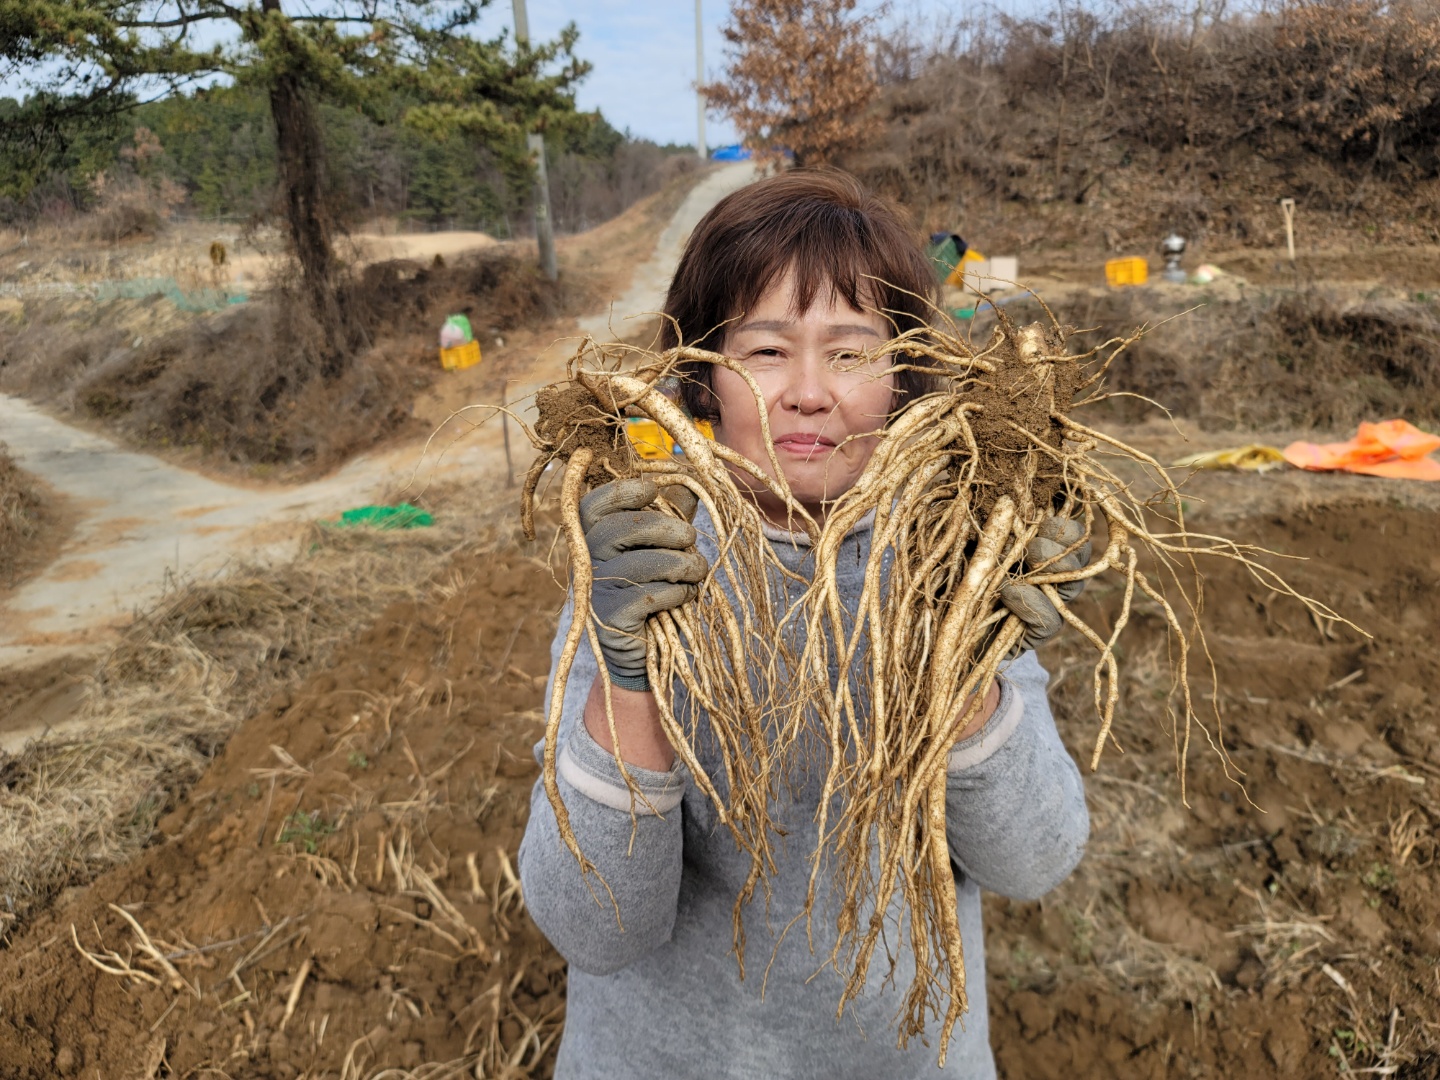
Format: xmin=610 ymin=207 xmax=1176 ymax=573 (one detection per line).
xmin=710 ymin=271 xmax=894 ymax=525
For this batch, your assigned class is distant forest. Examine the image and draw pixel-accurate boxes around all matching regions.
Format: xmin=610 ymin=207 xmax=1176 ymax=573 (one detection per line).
xmin=0 ymin=85 xmax=697 ymax=236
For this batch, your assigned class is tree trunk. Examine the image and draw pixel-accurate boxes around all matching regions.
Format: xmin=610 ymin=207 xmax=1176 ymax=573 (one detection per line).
xmin=261 ymin=0 xmax=349 ymax=373
xmin=271 ymin=74 xmax=333 ymax=301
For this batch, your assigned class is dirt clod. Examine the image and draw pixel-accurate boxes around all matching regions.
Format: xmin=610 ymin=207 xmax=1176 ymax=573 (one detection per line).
xmin=533 ymin=380 xmax=634 ymax=485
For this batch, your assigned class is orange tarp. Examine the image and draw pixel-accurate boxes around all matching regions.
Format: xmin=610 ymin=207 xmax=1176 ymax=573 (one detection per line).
xmin=1283 ymin=420 xmax=1440 ymax=481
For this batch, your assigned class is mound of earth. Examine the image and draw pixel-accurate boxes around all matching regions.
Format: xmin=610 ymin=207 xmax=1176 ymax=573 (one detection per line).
xmin=990 ymin=499 xmax=1440 ymax=1078
xmin=0 ymin=542 xmax=568 ymax=1078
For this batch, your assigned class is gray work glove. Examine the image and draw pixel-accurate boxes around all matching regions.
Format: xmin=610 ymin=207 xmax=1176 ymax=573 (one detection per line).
xmin=580 ymin=478 xmax=708 ymax=692
xmin=998 ymin=516 xmax=1093 ymax=654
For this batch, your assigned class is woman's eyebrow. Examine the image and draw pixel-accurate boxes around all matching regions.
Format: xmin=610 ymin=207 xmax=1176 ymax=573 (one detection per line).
xmin=732 ymin=320 xmax=881 ymax=337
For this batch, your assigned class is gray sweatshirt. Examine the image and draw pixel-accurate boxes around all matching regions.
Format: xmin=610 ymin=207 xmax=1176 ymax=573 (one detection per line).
xmin=519 ymin=508 xmax=1089 ymax=1079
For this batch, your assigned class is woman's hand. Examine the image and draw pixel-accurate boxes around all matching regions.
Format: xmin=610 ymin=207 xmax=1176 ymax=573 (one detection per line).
xmin=579 ymin=478 xmax=707 ymax=770
xmin=998 ymin=516 xmax=1093 ymax=654
xmin=581 ymin=478 xmax=708 ymax=690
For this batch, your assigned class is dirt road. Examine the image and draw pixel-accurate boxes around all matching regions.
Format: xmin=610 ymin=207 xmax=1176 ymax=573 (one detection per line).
xmin=0 ymin=163 xmax=757 ymax=754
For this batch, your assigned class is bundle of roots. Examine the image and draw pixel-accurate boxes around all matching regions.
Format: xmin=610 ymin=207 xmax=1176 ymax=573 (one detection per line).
xmin=515 ymin=310 xmax=1354 ymax=1062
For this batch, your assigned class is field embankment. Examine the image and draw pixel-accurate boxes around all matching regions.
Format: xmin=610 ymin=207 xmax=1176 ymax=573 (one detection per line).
xmin=844 ymin=0 xmax=1440 ymax=258
xmin=0 ymin=167 xmax=709 ymax=481
xmin=0 ymin=253 xmax=564 ymax=477
xmin=984 ymin=287 xmax=1440 ymax=434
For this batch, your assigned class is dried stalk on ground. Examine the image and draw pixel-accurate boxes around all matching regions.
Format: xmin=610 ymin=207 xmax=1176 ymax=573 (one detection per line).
xmin=516 ymin=310 xmax=1355 ymax=1061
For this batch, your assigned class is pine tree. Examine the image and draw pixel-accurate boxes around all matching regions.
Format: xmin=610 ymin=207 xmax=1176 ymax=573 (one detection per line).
xmin=3 ymin=1 xmax=589 ymax=353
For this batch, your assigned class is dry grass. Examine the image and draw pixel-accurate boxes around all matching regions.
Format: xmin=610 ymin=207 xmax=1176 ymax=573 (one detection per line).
xmin=345 ymin=833 xmax=562 ymax=1080
xmin=996 ymin=288 xmax=1440 ymax=434
xmin=846 ymin=0 xmax=1440 ymax=251
xmin=0 ymin=251 xmax=569 ymax=475
xmin=0 ymin=443 xmax=46 ymax=588
xmin=0 ymin=484 xmax=509 ymax=941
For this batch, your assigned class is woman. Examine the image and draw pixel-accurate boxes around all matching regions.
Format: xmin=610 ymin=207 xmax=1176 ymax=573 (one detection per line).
xmin=518 ymin=169 xmax=1090 ymax=1079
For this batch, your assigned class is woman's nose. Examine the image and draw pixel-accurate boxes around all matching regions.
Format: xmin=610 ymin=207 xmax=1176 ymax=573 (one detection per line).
xmin=779 ymin=351 xmax=835 ymax=414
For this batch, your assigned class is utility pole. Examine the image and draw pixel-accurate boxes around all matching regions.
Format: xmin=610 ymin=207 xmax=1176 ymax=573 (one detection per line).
xmin=512 ymin=0 xmax=557 ymax=281
xmin=695 ymin=0 xmax=707 ymax=161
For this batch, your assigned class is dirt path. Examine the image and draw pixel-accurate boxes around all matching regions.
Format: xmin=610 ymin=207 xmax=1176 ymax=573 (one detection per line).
xmin=0 ymin=163 xmax=757 ymax=751
xmin=574 ymin=163 xmax=758 ymax=341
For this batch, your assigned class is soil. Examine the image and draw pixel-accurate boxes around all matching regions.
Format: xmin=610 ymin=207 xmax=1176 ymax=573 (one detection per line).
xmin=989 ymin=496 xmax=1440 ymax=1079
xmin=531 ymin=381 xmax=631 ymax=487
xmin=0 ymin=652 xmax=93 ymax=751
xmin=964 ymin=317 xmax=1081 ymax=513
xmin=1 ymin=470 xmax=1436 ymax=1078
xmin=0 ymin=540 xmax=570 ymax=1079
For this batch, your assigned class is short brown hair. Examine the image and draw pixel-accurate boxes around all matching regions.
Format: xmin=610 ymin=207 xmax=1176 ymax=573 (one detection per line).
xmin=661 ymin=168 xmax=940 ymax=423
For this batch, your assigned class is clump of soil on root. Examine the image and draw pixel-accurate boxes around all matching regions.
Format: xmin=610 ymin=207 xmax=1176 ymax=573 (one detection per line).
xmin=533 ymin=381 xmax=632 ymax=487
xmin=960 ymin=317 xmax=1083 ymax=514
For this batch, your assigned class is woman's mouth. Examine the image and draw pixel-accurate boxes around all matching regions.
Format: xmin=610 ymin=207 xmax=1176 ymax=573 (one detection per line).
xmin=773 ymin=433 xmax=837 ymax=457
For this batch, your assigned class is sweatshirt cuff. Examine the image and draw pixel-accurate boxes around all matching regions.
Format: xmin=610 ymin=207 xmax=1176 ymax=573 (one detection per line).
xmin=558 ymin=718 xmax=686 ymax=816
xmin=947 ymin=677 xmax=1024 ymax=773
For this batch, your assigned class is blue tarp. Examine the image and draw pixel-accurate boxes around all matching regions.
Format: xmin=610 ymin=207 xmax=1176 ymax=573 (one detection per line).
xmin=709 ymin=144 xmax=752 ymax=161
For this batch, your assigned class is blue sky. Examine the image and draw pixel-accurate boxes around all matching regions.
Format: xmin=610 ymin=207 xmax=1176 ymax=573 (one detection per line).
xmin=475 ymin=0 xmax=974 ymax=149
xmin=4 ymin=1 xmax=1038 ymax=149
xmin=470 ymin=0 xmax=739 ymax=147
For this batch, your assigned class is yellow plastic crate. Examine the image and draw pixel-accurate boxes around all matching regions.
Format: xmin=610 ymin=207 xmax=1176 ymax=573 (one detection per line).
xmin=439 ymin=339 xmax=482 ymax=371
xmin=944 ymin=248 xmax=987 ymax=287
xmin=626 ymin=416 xmax=715 ymax=460
xmin=626 ymin=417 xmax=674 ymax=460
xmin=1105 ymin=257 xmax=1149 ymax=287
